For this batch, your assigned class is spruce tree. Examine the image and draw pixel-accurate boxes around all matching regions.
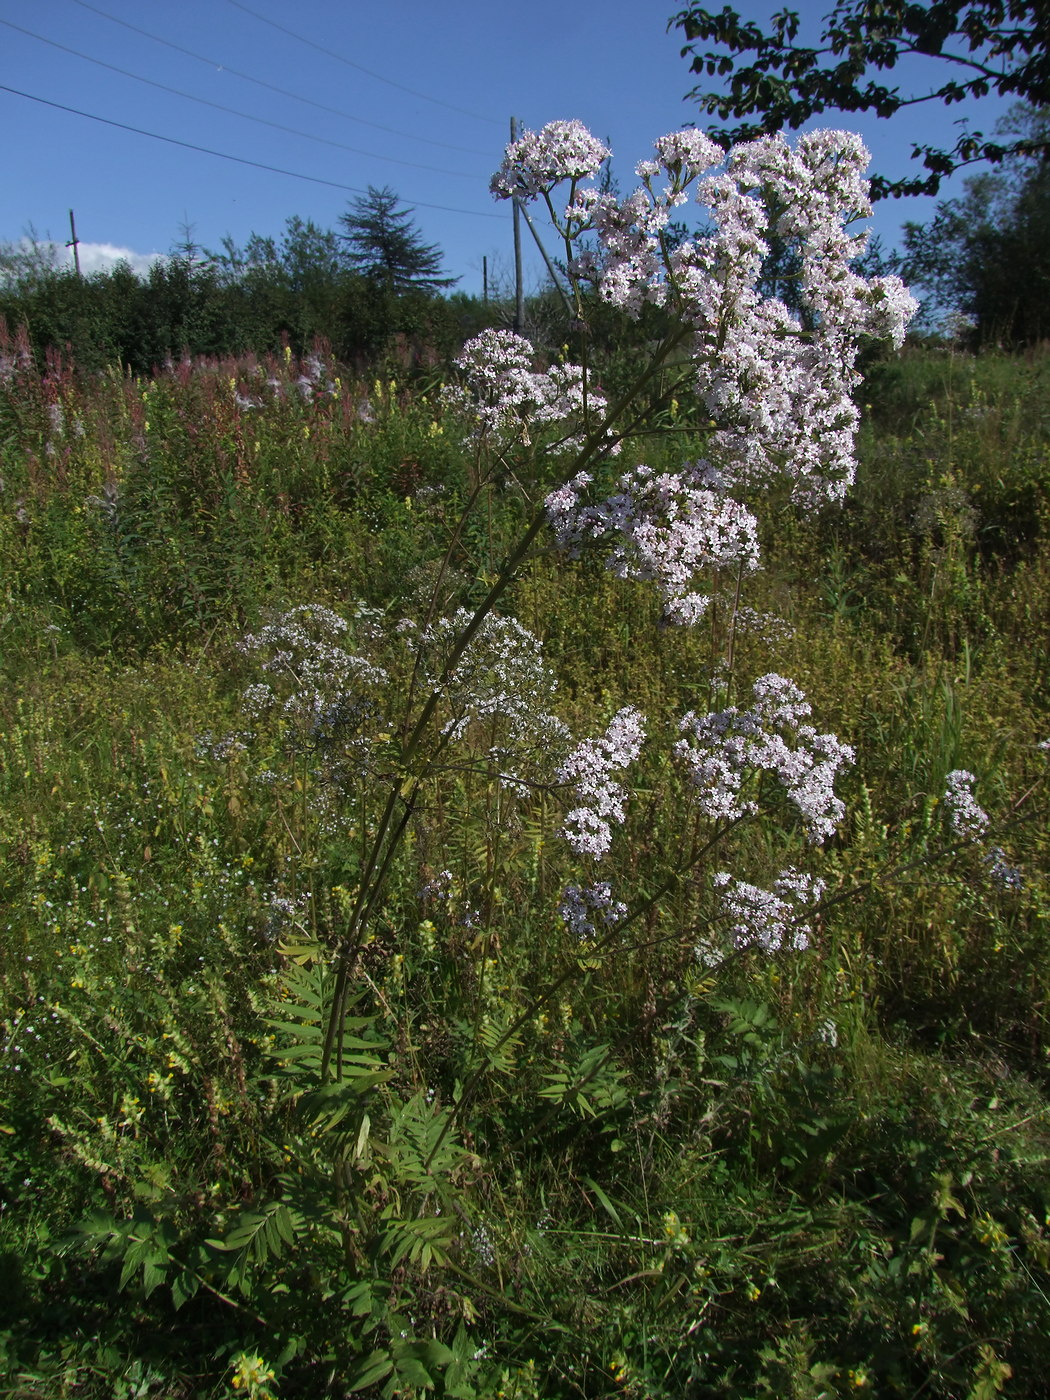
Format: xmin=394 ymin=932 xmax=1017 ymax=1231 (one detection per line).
xmin=338 ymin=186 xmax=456 ymax=293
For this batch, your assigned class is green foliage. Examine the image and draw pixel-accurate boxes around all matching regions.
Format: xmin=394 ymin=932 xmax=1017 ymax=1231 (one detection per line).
xmin=901 ymin=104 xmax=1050 ymax=343
xmin=1 ymin=340 xmax=1049 ymax=1397
xmin=1 ymin=208 xmax=482 ymax=375
xmin=672 ymin=0 xmax=1050 ymax=197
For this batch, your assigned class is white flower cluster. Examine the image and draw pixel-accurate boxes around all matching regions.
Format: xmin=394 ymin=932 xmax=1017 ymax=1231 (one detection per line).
xmin=492 ymin=120 xmax=916 ymax=514
xmin=558 ymin=881 xmax=627 ymax=938
xmin=490 ymin=120 xmax=611 ymax=200
xmin=942 ymin=769 xmax=990 ymax=842
xmin=403 ymin=610 xmax=569 ymax=788
xmin=238 ymin=603 xmax=387 ymax=749
xmin=713 ymin=866 xmax=827 ymax=952
xmin=941 ymin=772 xmax=1026 ymax=889
xmin=688 ymin=135 xmax=916 ymax=506
xmin=557 ymin=707 xmax=647 ymax=858
xmin=442 ymin=329 xmax=609 ymax=450
xmin=545 ymin=461 xmax=759 ymax=625
xmin=675 ymin=674 xmax=853 ymax=843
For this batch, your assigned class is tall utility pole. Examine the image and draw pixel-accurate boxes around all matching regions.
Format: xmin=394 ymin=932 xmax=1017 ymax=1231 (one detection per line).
xmin=510 ymin=116 xmax=524 ymax=334
xmin=66 ymin=209 xmax=81 ymax=278
xmin=519 ymin=203 xmax=574 ymax=319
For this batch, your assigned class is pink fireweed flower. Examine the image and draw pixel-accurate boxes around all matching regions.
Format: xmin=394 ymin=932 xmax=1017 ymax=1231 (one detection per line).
xmin=558 ymin=707 xmax=646 ymax=858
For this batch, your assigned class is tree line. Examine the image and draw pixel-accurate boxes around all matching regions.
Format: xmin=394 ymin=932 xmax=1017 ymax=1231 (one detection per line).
xmin=0 ymin=187 xmax=489 ymax=376
xmin=4 ymin=82 xmax=1049 ymax=374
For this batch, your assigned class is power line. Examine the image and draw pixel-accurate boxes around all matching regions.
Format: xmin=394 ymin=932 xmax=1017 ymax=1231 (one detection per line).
xmin=67 ymin=0 xmax=493 ymax=158
xmin=0 ymin=84 xmax=504 ymax=219
xmin=226 ymin=0 xmax=501 ymax=127
xmin=1 ymin=18 xmax=479 ymax=180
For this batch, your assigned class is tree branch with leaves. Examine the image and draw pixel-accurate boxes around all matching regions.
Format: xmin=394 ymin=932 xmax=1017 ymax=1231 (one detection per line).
xmin=671 ymin=0 xmax=1050 ymax=196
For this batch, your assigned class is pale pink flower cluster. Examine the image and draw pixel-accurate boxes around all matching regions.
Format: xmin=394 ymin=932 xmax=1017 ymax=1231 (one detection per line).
xmin=653 ymin=130 xmax=724 ymax=176
xmin=713 ymin=866 xmax=826 ymax=952
xmin=442 ymin=329 xmax=608 ymax=449
xmin=545 ymin=461 xmax=759 ymax=625
xmin=557 ymin=707 xmax=646 ymax=857
xmin=567 ymin=187 xmax=674 ymax=319
xmin=681 ymin=133 xmax=917 ymax=505
xmin=942 ymin=770 xmax=989 ymax=842
xmin=559 ymin=881 xmax=627 ymax=938
xmin=491 ymin=120 xmax=611 ymax=200
xmin=492 ymin=119 xmax=916 ymax=510
xmin=941 ymin=772 xmax=1026 ymax=888
xmin=675 ymin=674 xmax=853 ymax=843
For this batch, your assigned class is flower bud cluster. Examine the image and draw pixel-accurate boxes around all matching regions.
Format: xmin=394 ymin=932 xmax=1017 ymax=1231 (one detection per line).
xmin=557 ymin=707 xmax=646 ymax=858
xmin=712 ymin=866 xmax=827 ymax=952
xmin=983 ymin=846 xmax=1023 ymax=891
xmin=403 ymin=610 xmax=569 ymax=789
xmin=239 ymin=604 xmax=387 ymax=748
xmin=676 ymin=674 xmax=853 ymax=843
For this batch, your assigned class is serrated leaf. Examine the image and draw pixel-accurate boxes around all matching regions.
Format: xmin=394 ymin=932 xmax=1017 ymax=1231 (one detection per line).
xmin=393 ymin=1356 xmax=435 ymax=1388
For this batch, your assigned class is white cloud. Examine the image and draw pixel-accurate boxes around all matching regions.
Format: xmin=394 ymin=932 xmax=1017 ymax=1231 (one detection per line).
xmin=71 ymin=242 xmax=164 ymax=278
xmin=1 ymin=236 xmax=164 ymax=280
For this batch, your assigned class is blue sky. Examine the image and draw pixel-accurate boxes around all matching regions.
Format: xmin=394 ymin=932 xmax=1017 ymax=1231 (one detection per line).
xmin=1 ymin=0 xmax=1020 ymax=295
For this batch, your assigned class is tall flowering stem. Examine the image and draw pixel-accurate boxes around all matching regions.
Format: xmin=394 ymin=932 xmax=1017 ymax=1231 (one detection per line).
xmin=318 ymin=119 xmax=915 ymax=1081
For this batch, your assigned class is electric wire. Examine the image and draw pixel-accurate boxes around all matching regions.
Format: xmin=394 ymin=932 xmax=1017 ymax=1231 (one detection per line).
xmin=0 ymin=84 xmax=505 ymax=219
xmin=1 ymin=18 xmax=480 ymax=180
xmin=67 ymin=0 xmax=493 ymax=157
xmin=226 ymin=0 xmax=501 ymax=126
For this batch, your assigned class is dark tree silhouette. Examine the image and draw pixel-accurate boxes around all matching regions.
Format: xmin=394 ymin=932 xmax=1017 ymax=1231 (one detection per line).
xmin=900 ymin=104 xmax=1050 ymax=342
xmin=338 ymin=186 xmax=457 ymax=292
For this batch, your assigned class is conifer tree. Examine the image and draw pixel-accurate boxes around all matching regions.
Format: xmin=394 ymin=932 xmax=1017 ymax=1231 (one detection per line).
xmin=338 ymin=186 xmax=456 ymax=292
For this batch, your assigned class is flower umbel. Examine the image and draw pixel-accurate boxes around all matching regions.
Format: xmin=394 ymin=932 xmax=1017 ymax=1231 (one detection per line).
xmin=676 ymin=675 xmax=853 ymax=843
xmin=558 ymin=708 xmax=646 ymax=858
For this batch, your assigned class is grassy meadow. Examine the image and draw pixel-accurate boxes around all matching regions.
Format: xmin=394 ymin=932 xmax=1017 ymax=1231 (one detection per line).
xmin=1 ymin=321 xmax=1049 ymax=1399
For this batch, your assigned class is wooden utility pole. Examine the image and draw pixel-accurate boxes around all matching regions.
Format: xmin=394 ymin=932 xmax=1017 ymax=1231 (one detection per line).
xmin=66 ymin=209 xmax=81 ymax=278
xmin=483 ymin=254 xmax=488 ymax=305
xmin=510 ymin=116 xmax=524 ymax=334
xmin=519 ymin=203 xmax=574 ymax=318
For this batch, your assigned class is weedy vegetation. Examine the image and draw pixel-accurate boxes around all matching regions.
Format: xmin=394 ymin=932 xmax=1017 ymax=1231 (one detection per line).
xmin=1 ymin=123 xmax=1049 ymax=1400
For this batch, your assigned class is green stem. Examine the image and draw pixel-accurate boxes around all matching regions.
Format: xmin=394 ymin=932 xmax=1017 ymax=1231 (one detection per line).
xmin=322 ymin=315 xmax=697 ymax=1089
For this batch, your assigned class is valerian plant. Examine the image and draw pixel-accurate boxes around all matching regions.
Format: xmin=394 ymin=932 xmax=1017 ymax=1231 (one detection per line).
xmin=138 ymin=120 xmax=924 ymax=1386
xmin=305 ymin=119 xmax=915 ymax=1033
